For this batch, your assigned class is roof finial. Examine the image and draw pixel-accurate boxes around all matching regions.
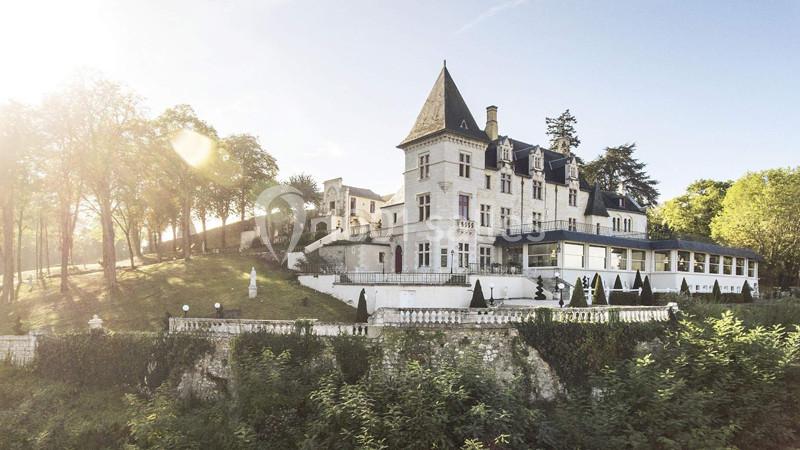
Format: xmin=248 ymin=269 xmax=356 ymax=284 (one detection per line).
xmin=443 ymin=59 xmax=446 ymax=68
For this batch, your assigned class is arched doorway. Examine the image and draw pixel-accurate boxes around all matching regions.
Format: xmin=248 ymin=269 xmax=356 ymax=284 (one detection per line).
xmin=315 ymin=222 xmax=327 ymax=233
xmin=394 ymin=245 xmax=403 ymax=273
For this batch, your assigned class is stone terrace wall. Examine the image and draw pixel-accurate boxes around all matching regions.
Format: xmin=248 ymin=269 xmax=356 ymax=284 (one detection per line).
xmin=0 ymin=334 xmax=38 ymax=366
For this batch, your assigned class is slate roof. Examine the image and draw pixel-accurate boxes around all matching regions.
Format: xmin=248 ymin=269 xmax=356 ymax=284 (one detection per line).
xmin=585 ymin=184 xmax=610 ymax=217
xmin=344 ymin=185 xmax=384 ymax=202
xmin=398 ymin=65 xmax=490 ymax=147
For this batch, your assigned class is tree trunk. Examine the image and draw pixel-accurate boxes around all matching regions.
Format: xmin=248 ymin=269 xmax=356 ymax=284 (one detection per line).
xmin=15 ymin=206 xmax=24 ymax=301
xmin=68 ymin=191 xmax=81 ymax=265
xmin=44 ymin=221 xmax=50 ymax=276
xmin=132 ymin=219 xmax=143 ymax=258
xmin=200 ymin=216 xmax=207 ymax=253
xmin=170 ymin=221 xmax=177 ymax=255
xmin=99 ymin=194 xmax=117 ymax=291
xmin=182 ymin=190 xmax=191 ymax=261
xmin=123 ymin=228 xmax=135 ymax=269
xmin=59 ymin=197 xmax=70 ymax=293
xmin=1 ymin=192 xmax=13 ymax=303
xmin=153 ymin=229 xmax=162 ymax=262
xmin=221 ymin=217 xmax=227 ymax=249
xmin=34 ymin=214 xmax=40 ymax=280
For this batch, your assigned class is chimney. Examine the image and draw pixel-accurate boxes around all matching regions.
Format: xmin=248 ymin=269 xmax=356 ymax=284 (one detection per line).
xmin=485 ymin=105 xmax=498 ymax=140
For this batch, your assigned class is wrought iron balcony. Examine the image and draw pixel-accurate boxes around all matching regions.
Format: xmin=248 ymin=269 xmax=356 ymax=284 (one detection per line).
xmin=505 ymin=220 xmax=648 ymax=240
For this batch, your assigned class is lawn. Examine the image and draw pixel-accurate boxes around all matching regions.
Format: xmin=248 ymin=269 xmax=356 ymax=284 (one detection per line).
xmin=0 ymin=254 xmax=355 ymax=334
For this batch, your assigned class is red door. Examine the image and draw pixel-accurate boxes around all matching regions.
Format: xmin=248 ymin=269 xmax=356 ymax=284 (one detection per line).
xmin=394 ymin=246 xmax=403 ymax=273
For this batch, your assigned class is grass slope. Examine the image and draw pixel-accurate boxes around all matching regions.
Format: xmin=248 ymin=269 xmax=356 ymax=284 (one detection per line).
xmin=0 ymin=254 xmax=355 ymax=334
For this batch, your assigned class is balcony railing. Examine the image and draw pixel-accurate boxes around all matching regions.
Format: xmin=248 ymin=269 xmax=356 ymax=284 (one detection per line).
xmin=455 ymin=218 xmax=475 ymax=233
xmin=335 ymin=272 xmax=469 ymax=286
xmin=506 ymin=220 xmax=648 ymax=240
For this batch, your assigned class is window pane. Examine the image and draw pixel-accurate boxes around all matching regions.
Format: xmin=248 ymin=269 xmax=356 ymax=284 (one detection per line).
xmin=610 ymin=247 xmax=628 ymax=270
xmin=527 ymin=243 xmax=558 ymax=267
xmin=655 ymin=251 xmax=671 ymax=272
xmin=677 ymin=251 xmax=690 ymax=272
xmin=631 ymin=250 xmax=645 ymax=271
xmin=723 ymin=256 xmax=733 ymax=275
xmin=588 ymin=246 xmax=606 ymax=270
xmin=693 ymin=253 xmax=706 ymax=273
xmin=709 ymin=255 xmax=720 ymax=274
xmin=747 ymin=260 xmax=755 ymax=277
xmin=735 ymin=258 xmax=744 ymax=276
xmin=564 ymin=243 xmax=584 ymax=268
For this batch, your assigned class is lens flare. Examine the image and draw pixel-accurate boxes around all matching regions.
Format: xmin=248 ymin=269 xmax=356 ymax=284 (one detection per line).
xmin=170 ymin=128 xmax=214 ymax=167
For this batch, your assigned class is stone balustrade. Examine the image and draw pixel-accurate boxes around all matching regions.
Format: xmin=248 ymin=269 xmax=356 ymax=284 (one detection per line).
xmin=168 ymin=305 xmax=676 ymax=338
xmin=169 ymin=317 xmax=370 ymax=337
xmin=0 ymin=334 xmax=38 ymax=366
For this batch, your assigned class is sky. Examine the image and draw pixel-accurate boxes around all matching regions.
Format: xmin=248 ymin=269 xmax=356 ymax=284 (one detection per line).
xmin=1 ymin=0 xmax=798 ymax=201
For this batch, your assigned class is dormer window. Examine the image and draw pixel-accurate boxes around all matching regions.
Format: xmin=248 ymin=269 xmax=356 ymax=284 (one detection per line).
xmin=618 ymin=198 xmax=625 ymax=208
xmin=532 ymin=153 xmax=543 ymax=171
xmin=569 ymin=164 xmax=578 ymax=180
xmin=460 ymin=119 xmax=468 ymax=129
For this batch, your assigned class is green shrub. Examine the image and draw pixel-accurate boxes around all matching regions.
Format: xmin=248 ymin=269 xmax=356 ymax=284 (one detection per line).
xmin=592 ymin=275 xmax=607 ymax=306
xmin=640 ymin=276 xmax=654 ymax=306
xmin=34 ymin=332 xmax=212 ymax=389
xmin=515 ymin=320 xmax=667 ymax=388
xmin=712 ymin=279 xmax=722 ymax=301
xmin=569 ymin=278 xmax=588 ymax=308
xmin=356 ymin=288 xmax=369 ymax=322
xmin=470 ymin=279 xmax=488 ymax=308
xmin=680 ymin=277 xmax=691 ymax=297
xmin=609 ymin=291 xmax=639 ymax=306
xmin=742 ymin=280 xmax=753 ymax=303
xmin=633 ymin=270 xmax=643 ymax=290
xmin=305 ymin=359 xmax=541 ymax=449
xmin=542 ymin=313 xmax=800 ymax=449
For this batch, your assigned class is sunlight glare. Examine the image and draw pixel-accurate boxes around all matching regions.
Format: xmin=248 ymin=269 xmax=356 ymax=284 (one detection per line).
xmin=170 ymin=129 xmax=215 ymax=167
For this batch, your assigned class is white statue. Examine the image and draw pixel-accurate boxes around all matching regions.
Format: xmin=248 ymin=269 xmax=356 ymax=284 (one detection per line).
xmin=249 ymin=267 xmax=258 ymax=298
xmin=88 ymin=314 xmax=104 ymax=330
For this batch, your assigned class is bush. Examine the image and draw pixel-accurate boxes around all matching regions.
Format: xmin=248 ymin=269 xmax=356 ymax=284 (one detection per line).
xmin=569 ymin=278 xmax=588 ymax=308
xmin=535 ymin=275 xmax=546 ymax=300
xmin=742 ymin=280 xmax=754 ymax=303
xmin=592 ymin=275 xmax=607 ymax=306
xmin=633 ymin=270 xmax=643 ymax=290
xmin=542 ymin=313 xmax=800 ymax=449
xmin=470 ymin=279 xmax=488 ymax=308
xmin=610 ymin=291 xmax=639 ymax=306
xmin=640 ymin=276 xmax=654 ymax=306
xmin=305 ymin=359 xmax=541 ymax=449
xmin=515 ymin=320 xmax=667 ymax=388
xmin=356 ymin=288 xmax=369 ymax=322
xmin=680 ymin=277 xmax=691 ymax=297
xmin=34 ymin=332 xmax=212 ymax=389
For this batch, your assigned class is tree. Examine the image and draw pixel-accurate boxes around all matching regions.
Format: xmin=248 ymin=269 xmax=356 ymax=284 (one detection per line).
xmin=610 ymin=275 xmax=624 ymax=305
xmin=633 ymin=270 xmax=643 ymax=290
xmin=710 ymin=168 xmax=800 ymax=288
xmin=470 ymin=279 xmax=488 ymax=308
xmin=742 ymin=280 xmax=753 ymax=303
xmin=545 ymin=109 xmax=580 ymax=152
xmin=712 ymin=280 xmax=722 ymax=302
xmin=592 ymin=275 xmax=607 ymax=306
xmin=534 ymin=275 xmax=546 ymax=300
xmin=223 ymin=134 xmax=278 ymax=228
xmin=356 ymin=288 xmax=369 ymax=322
xmin=659 ymin=179 xmax=732 ymax=238
xmin=286 ymin=174 xmax=322 ymax=209
xmin=581 ymin=144 xmax=660 ymax=207
xmin=640 ymin=276 xmax=654 ymax=306
xmin=0 ymin=102 xmax=39 ymax=302
xmin=680 ymin=278 xmax=691 ymax=297
xmin=569 ymin=278 xmax=588 ymax=308
xmin=153 ymin=105 xmax=219 ymax=262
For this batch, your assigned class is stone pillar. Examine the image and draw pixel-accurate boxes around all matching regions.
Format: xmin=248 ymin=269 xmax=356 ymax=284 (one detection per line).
xmin=248 ymin=267 xmax=258 ymax=298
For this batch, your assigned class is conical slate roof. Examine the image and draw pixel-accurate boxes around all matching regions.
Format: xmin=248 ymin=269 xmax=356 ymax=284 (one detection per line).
xmin=584 ymin=183 xmax=610 ymax=217
xmin=399 ymin=65 xmax=489 ymax=147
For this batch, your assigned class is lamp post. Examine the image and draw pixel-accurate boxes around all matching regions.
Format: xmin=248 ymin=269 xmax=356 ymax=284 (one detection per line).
xmin=182 ymin=304 xmax=190 ymax=318
xmin=214 ymin=302 xmax=223 ymax=318
xmin=450 ymin=249 xmax=454 ymax=274
xmin=558 ymin=282 xmax=565 ymax=307
xmin=489 ymin=283 xmax=495 ymax=306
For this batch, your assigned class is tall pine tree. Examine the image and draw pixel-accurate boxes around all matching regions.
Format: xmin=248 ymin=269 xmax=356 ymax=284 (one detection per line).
xmin=581 ymin=143 xmax=660 ymax=207
xmin=545 ymin=109 xmax=580 ymax=153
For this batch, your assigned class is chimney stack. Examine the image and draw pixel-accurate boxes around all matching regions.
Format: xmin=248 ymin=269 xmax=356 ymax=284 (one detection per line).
xmin=485 ymin=105 xmax=498 ymax=140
